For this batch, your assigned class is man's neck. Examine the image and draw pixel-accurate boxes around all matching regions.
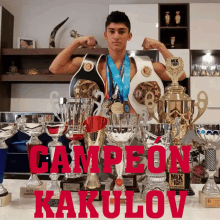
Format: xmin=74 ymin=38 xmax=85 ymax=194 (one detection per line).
xmin=108 ymin=47 xmax=126 ymax=68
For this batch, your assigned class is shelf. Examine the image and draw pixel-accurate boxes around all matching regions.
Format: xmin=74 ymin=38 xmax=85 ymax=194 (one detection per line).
xmin=0 ymin=74 xmax=73 ymax=82
xmin=160 ymin=26 xmax=188 ymax=29
xmin=1 ymin=48 xmax=109 ymax=55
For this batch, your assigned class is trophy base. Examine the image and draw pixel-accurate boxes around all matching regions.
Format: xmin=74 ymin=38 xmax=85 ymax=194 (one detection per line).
xmin=109 ymin=194 xmax=126 ymax=204
xmin=199 ymin=191 xmax=220 ymax=208
xmin=0 ymin=193 xmax=11 ymax=206
xmin=80 ymin=184 xmax=105 ymax=201
xmin=42 ymin=195 xmax=61 ymax=207
xmin=60 ymin=176 xmax=85 ymax=192
xmin=20 ymin=182 xmax=46 ymax=198
xmin=167 ymin=172 xmax=195 ymax=196
xmin=110 ymin=175 xmax=139 ymax=192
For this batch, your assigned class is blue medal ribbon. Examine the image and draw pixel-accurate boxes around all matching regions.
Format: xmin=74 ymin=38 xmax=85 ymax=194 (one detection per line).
xmin=106 ymin=54 xmax=130 ymax=102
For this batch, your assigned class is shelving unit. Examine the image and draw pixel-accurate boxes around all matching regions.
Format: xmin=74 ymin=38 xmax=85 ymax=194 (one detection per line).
xmin=159 ymin=3 xmax=189 ymax=49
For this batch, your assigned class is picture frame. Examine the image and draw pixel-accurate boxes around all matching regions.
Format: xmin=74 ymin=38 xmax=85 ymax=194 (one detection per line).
xmin=18 ymin=37 xmax=35 ymax=49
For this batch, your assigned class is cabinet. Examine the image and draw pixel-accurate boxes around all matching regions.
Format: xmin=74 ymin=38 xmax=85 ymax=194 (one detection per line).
xmin=109 ymin=4 xmax=158 ymax=50
xmin=159 ymin=3 xmax=189 ymax=49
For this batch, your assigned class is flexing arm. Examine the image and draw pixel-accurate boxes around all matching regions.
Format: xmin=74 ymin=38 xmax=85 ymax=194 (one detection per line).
xmin=142 ymin=38 xmax=186 ymax=81
xmin=49 ymin=36 xmax=97 ymax=75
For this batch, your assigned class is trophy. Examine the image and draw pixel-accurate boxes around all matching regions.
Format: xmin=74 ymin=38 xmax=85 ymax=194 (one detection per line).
xmin=175 ymin=11 xmax=181 ymax=26
xmin=61 ymin=97 xmax=102 ymax=191
xmin=105 ymin=113 xmax=138 ymax=204
xmin=17 ymin=113 xmax=50 ymax=198
xmin=171 ymin=36 xmax=175 ymax=48
xmin=0 ymin=113 xmax=17 ymax=206
xmin=195 ymin=124 xmax=220 ymax=207
xmin=44 ymin=113 xmax=68 ymax=207
xmin=80 ymin=116 xmax=107 ymax=201
xmin=165 ymin=11 xmax=171 ymax=26
xmin=145 ymin=57 xmax=208 ymax=195
xmin=140 ymin=123 xmax=173 ymax=203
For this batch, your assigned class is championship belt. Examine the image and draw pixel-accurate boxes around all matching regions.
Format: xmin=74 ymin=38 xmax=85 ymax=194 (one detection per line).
xmin=69 ymin=54 xmax=105 ymax=97
xmin=128 ymin=56 xmax=164 ymax=118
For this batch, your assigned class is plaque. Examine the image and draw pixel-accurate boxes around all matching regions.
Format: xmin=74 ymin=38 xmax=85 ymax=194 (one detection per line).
xmin=169 ymin=173 xmax=185 ymax=189
xmin=0 ymin=193 xmax=11 ymax=207
xmin=80 ymin=184 xmax=105 ymax=201
xmin=60 ymin=176 xmax=85 ymax=192
xmin=20 ymin=182 xmax=46 ymax=198
xmin=42 ymin=195 xmax=61 ymax=207
xmin=199 ymin=191 xmax=220 ymax=208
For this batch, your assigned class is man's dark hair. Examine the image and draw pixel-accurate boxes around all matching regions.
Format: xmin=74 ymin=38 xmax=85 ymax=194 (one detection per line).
xmin=105 ymin=11 xmax=131 ymax=32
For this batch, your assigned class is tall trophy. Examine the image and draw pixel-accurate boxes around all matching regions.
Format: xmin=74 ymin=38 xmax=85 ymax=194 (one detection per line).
xmin=61 ymin=96 xmax=103 ymax=191
xmin=141 ymin=123 xmax=176 ymax=203
xmin=145 ymin=57 xmax=208 ymax=195
xmin=195 ymin=124 xmax=220 ymax=207
xmin=0 ymin=113 xmax=17 ymax=206
xmin=80 ymin=115 xmax=107 ymax=201
xmin=44 ymin=113 xmax=68 ymax=207
xmin=17 ymin=113 xmax=50 ymax=198
xmin=105 ymin=113 xmax=138 ymax=204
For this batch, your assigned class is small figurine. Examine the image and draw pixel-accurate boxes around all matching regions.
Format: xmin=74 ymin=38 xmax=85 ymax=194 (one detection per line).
xmin=6 ymin=61 xmax=19 ymax=75
xmin=165 ymin=11 xmax=171 ymax=26
xmin=175 ymin=11 xmax=181 ymax=26
xmin=170 ymin=36 xmax=175 ymax=48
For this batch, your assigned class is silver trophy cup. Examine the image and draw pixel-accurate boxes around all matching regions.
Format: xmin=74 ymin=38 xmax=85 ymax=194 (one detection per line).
xmin=195 ymin=124 xmax=220 ymax=196
xmin=0 ymin=113 xmax=17 ymax=197
xmin=44 ymin=114 xmax=68 ymax=197
xmin=105 ymin=113 xmax=138 ymax=195
xmin=141 ymin=123 xmax=173 ymax=202
xmin=65 ymin=98 xmax=95 ymax=179
xmin=17 ymin=114 xmax=51 ymax=187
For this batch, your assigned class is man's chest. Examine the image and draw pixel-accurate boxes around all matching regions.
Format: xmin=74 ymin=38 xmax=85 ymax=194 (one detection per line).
xmin=98 ymin=60 xmax=137 ymax=82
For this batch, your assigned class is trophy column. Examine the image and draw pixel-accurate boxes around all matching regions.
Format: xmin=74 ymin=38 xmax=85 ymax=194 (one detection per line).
xmin=0 ymin=115 xmax=17 ymax=206
xmin=145 ymin=57 xmax=208 ymax=196
xmin=17 ymin=114 xmax=48 ymax=198
xmin=195 ymin=124 xmax=220 ymax=208
xmin=80 ymin=116 xmax=107 ymax=201
xmin=105 ymin=113 xmax=138 ymax=204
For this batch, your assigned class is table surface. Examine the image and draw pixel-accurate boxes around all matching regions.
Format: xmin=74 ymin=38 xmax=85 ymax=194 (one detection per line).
xmin=0 ymin=179 xmax=220 ymax=220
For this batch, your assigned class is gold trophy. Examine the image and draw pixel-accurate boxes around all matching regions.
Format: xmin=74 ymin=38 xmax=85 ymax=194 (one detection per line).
xmin=145 ymin=57 xmax=208 ymax=195
xmin=81 ymin=116 xmax=107 ymax=201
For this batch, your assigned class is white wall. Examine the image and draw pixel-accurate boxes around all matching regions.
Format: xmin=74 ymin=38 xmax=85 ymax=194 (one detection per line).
xmin=2 ymin=0 xmax=220 ymax=49
xmin=2 ymin=0 xmax=220 ymax=175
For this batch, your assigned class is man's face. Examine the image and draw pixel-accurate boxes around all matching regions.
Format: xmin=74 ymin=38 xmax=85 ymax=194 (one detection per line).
xmin=104 ymin=23 xmax=132 ymax=51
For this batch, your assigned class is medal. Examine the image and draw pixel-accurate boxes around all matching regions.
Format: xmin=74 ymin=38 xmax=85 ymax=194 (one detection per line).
xmin=106 ymin=54 xmax=130 ymax=108
xmin=111 ymin=102 xmax=124 ymax=114
xmin=123 ymin=101 xmax=130 ymax=113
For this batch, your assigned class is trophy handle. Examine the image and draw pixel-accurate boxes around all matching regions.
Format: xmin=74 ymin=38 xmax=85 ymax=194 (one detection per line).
xmin=49 ymin=91 xmax=62 ymax=121
xmin=144 ymin=91 xmax=159 ymax=123
xmin=191 ymin=91 xmax=208 ymax=125
xmin=93 ymin=90 xmax=105 ymax=116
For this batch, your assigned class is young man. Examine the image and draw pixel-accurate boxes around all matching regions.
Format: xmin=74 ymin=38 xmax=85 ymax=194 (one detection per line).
xmin=49 ymin=11 xmax=186 ymax=112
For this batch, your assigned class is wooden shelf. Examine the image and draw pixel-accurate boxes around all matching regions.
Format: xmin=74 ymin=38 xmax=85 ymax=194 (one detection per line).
xmin=1 ymin=48 xmax=109 ymax=55
xmin=160 ymin=26 xmax=188 ymax=29
xmin=0 ymin=74 xmax=73 ymax=82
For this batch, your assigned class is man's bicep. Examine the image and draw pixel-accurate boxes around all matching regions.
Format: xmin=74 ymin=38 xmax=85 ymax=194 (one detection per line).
xmin=68 ymin=57 xmax=83 ymax=74
xmin=52 ymin=57 xmax=83 ymax=75
xmin=153 ymin=62 xmax=171 ymax=81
